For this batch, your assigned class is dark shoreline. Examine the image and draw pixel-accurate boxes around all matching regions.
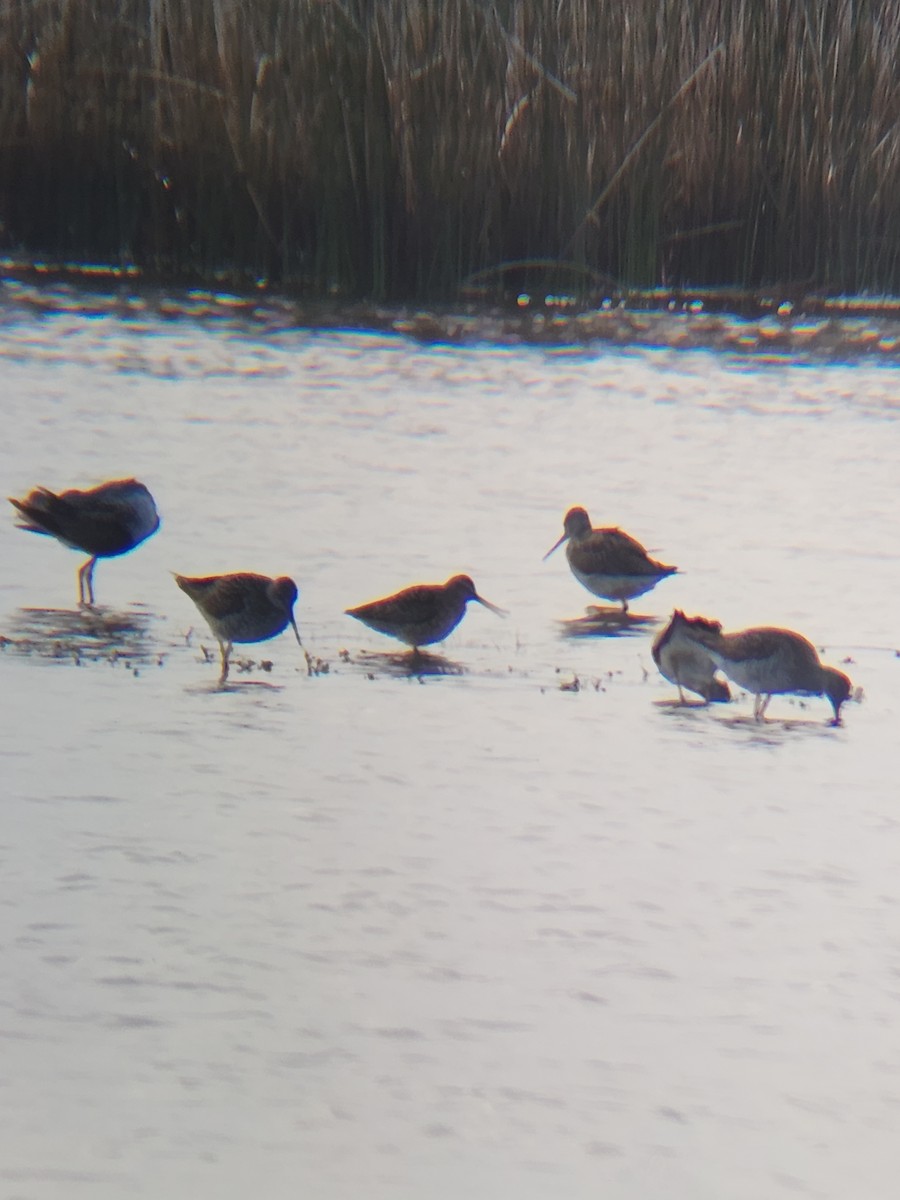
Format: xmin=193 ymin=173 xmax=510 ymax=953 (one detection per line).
xmin=4 ymin=259 xmax=900 ymax=361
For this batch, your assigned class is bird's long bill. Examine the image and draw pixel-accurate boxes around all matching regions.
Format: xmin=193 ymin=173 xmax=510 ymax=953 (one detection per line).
xmin=289 ymin=615 xmax=303 ymax=647
xmin=542 ymin=532 xmax=567 ymax=561
xmin=475 ymin=593 xmax=507 ymax=617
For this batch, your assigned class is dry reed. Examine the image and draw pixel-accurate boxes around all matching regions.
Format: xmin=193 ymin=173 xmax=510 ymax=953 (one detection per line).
xmin=1 ymin=0 xmax=898 ymax=299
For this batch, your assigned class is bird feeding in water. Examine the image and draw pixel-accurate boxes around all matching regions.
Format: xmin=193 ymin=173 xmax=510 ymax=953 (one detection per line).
xmin=652 ymin=610 xmax=731 ymax=704
xmin=544 ymin=506 xmax=676 ymax=613
xmin=175 ymin=572 xmax=302 ymax=686
xmin=9 ymin=477 xmax=160 ymax=606
xmin=345 ymin=574 xmax=505 ymax=653
xmin=666 ymin=611 xmax=853 ymax=724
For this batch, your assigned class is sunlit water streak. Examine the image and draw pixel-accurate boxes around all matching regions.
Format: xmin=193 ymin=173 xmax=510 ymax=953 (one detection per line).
xmin=1 ymin=289 xmax=900 ymax=1198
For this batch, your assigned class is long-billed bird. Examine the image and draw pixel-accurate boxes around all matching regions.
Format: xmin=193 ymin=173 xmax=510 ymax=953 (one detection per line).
xmin=544 ymin=506 xmax=676 ymax=613
xmin=346 ymin=574 xmax=505 ymax=653
xmin=175 ymin=571 xmax=302 ymax=686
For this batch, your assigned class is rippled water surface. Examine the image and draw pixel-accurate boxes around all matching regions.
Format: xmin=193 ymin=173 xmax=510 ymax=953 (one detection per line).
xmin=2 ymin=288 xmax=900 ymax=1199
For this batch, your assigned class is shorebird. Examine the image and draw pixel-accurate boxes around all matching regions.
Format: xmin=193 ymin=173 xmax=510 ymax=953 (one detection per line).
xmin=544 ymin=506 xmax=676 ymax=613
xmin=9 ymin=478 xmax=160 ymax=606
xmin=670 ymin=611 xmax=852 ymax=724
xmin=345 ymin=574 xmax=505 ymax=652
xmin=175 ymin=572 xmax=302 ymax=685
xmin=652 ymin=611 xmax=730 ymax=704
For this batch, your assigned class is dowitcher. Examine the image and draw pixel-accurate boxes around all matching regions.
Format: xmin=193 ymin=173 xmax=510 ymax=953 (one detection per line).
xmin=175 ymin=572 xmax=301 ymax=685
xmin=652 ymin=611 xmax=731 ymax=704
xmin=9 ymin=478 xmax=160 ymax=606
xmin=345 ymin=574 xmax=505 ymax=652
xmin=671 ymin=612 xmax=852 ymax=724
xmin=544 ymin=506 xmax=676 ymax=613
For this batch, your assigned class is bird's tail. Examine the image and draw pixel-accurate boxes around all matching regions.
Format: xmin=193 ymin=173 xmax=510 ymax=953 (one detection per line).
xmin=9 ymin=488 xmax=67 ymax=537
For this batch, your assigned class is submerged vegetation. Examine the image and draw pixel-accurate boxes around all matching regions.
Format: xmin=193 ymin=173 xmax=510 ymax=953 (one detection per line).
xmin=1 ymin=1 xmax=899 ymax=300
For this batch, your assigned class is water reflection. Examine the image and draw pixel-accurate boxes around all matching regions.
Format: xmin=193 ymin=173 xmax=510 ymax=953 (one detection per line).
xmin=184 ymin=634 xmax=316 ymax=686
xmin=3 ymin=604 xmax=160 ymax=666
xmin=656 ymin=696 xmax=852 ymax=736
xmin=556 ymin=606 xmax=661 ymax=638
xmin=344 ymin=648 xmax=466 ymax=678
xmin=185 ymin=678 xmax=285 ymax=695
xmin=652 ymin=696 xmax=716 ymax=710
xmin=711 ymin=711 xmax=849 ymax=740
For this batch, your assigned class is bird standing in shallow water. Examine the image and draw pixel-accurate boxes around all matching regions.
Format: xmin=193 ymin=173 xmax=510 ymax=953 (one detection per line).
xmin=669 ymin=611 xmax=852 ymax=724
xmin=175 ymin=572 xmax=302 ymax=686
xmin=544 ymin=506 xmax=676 ymax=613
xmin=9 ymin=478 xmax=160 ymax=606
xmin=345 ymin=574 xmax=505 ymax=653
xmin=652 ymin=611 xmax=730 ymax=704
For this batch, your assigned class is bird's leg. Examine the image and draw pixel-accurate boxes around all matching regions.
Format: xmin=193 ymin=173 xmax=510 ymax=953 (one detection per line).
xmin=292 ymin=623 xmax=315 ymax=674
xmin=217 ymin=639 xmax=232 ymax=686
xmin=753 ymin=694 xmax=772 ymax=721
xmin=621 ymin=598 xmax=629 ymax=615
xmin=78 ymin=557 xmax=97 ymax=607
xmin=677 ymin=683 xmax=686 ymax=704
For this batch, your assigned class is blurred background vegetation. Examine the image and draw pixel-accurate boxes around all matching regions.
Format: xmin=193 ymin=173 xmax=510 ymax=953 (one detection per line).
xmin=1 ymin=0 xmax=897 ymax=300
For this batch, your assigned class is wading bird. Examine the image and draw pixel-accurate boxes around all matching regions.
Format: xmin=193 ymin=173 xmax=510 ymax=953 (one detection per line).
xmin=544 ymin=506 xmax=676 ymax=614
xmin=175 ymin=572 xmax=302 ymax=686
xmin=9 ymin=477 xmax=160 ymax=606
xmin=652 ymin=611 xmax=730 ymax=703
xmin=666 ymin=611 xmax=852 ymax=724
xmin=346 ymin=574 xmax=505 ymax=653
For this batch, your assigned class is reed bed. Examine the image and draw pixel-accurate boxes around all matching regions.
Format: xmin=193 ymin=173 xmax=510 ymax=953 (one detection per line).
xmin=1 ymin=0 xmax=899 ymax=299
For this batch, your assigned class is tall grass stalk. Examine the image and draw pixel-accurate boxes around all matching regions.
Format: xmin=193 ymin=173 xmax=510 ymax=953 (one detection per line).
xmin=1 ymin=0 xmax=899 ymax=298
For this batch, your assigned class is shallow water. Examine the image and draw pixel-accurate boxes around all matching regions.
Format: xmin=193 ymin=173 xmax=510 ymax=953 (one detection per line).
xmin=1 ymin=288 xmax=900 ymax=1199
